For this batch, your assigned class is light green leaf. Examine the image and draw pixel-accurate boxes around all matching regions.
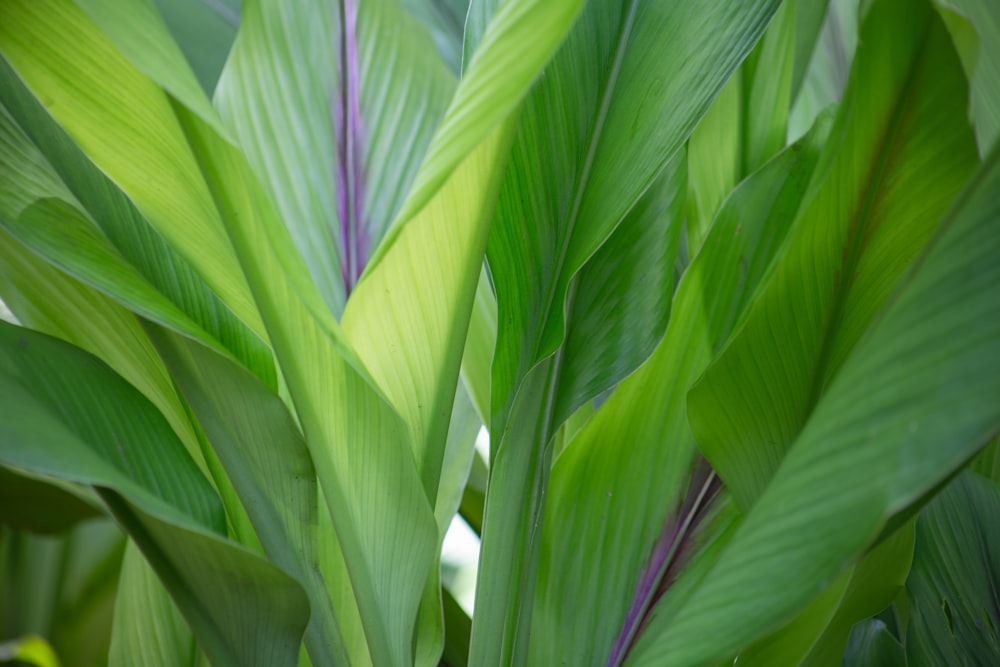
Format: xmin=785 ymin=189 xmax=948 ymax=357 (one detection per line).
xmin=472 ymin=1 xmax=783 ymax=660
xmin=689 ymin=0 xmax=979 ymax=510
xmin=0 ymin=323 xmax=309 ymax=667
xmin=151 ymin=0 xmax=240 ymax=94
xmin=0 ymin=56 xmax=274 ymax=388
xmin=72 ymin=0 xmax=230 ymax=140
xmin=110 ymin=543 xmax=197 ymax=667
xmin=216 ymin=0 xmax=455 ymax=313
xmin=528 ymin=114 xmax=832 ymax=665
xmin=0 ymin=0 xmax=263 ymax=343
xmin=905 ymin=472 xmax=1000 ymax=666
xmin=626 ymin=126 xmax=1000 ymax=667
xmin=935 ymin=0 xmax=1000 ymax=152
xmin=174 ymin=105 xmax=436 ymax=666
xmin=788 ymin=0 xmax=859 ymax=141
xmin=686 ymin=0 xmax=801 ymax=250
xmin=147 ymin=326 xmax=346 ymax=666
xmin=400 ymin=0 xmax=469 ymax=73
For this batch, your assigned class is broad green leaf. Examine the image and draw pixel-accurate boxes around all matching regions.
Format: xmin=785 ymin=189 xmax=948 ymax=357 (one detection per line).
xmin=472 ymin=2 xmax=783 ymax=660
xmin=400 ymin=0 xmax=469 ymax=73
xmin=485 ymin=0 xmax=783 ymax=433
xmin=72 ymin=0 xmax=229 ymax=140
xmin=689 ymin=0 xmax=979 ymax=510
xmin=788 ymin=0 xmax=859 ymax=141
xmin=0 ymin=56 xmax=275 ymax=388
xmin=110 ymin=543 xmax=197 ymax=667
xmin=842 ymin=620 xmax=907 ymax=667
xmin=686 ymin=0 xmax=798 ymax=252
xmin=216 ymin=0 xmax=455 ymax=313
xmin=0 ymin=225 xmax=261 ymax=551
xmin=151 ymin=0 xmax=240 ymax=94
xmin=905 ymin=472 xmax=1000 ymax=665
xmin=0 ymin=467 xmax=102 ymax=534
xmin=0 ymin=227 xmax=208 ymax=471
xmin=147 ymin=327 xmax=346 ymax=666
xmin=174 ymin=106 xmax=436 ymax=666
xmin=528 ymin=115 xmax=832 ymax=665
xmin=0 ymin=0 xmax=263 ymax=342
xmin=799 ymin=524 xmax=915 ymax=665
xmin=738 ymin=522 xmax=914 ymax=666
xmin=626 ymin=133 xmax=1000 ymax=667
xmin=343 ymin=122 xmax=514 ymax=507
xmin=935 ymin=0 xmax=1000 ymax=152
xmin=0 ymin=323 xmax=310 ymax=667
xmin=791 ymin=0 xmax=833 ymax=98
xmin=553 ymin=152 xmax=686 ymax=424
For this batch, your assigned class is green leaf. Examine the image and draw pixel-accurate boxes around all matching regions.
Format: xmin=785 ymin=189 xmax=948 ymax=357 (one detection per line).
xmin=0 ymin=0 xmax=263 ymax=343
xmin=110 ymin=543 xmax=197 ymax=667
xmin=626 ymin=125 xmax=1000 ymax=667
xmin=528 ymin=114 xmax=832 ymax=665
xmin=0 ymin=323 xmax=309 ymax=667
xmin=842 ymin=619 xmax=907 ymax=667
xmin=686 ymin=0 xmax=799 ymax=253
xmin=174 ymin=104 xmax=436 ymax=666
xmin=146 ymin=326 xmax=346 ymax=666
xmin=738 ymin=522 xmax=914 ymax=666
xmin=471 ymin=1 xmax=783 ymax=661
xmin=935 ymin=0 xmax=1000 ymax=152
xmin=788 ymin=0 xmax=859 ymax=141
xmin=215 ymin=0 xmax=455 ymax=313
xmin=0 ymin=467 xmax=102 ymax=534
xmin=71 ymin=0 xmax=229 ymax=140
xmin=553 ymin=151 xmax=686 ymax=424
xmin=150 ymin=0 xmax=240 ymax=94
xmin=689 ymin=0 xmax=980 ymax=510
xmin=0 ymin=56 xmax=275 ymax=388
xmin=0 ymin=224 xmax=262 ymax=551
xmin=800 ymin=523 xmax=915 ymax=665
xmin=905 ymin=472 xmax=1000 ymax=665
xmin=400 ymin=0 xmax=469 ymax=74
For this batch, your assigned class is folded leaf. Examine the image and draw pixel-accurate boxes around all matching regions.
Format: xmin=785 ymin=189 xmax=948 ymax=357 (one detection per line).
xmin=0 ymin=323 xmax=309 ymax=667
xmin=528 ymin=113 xmax=832 ymax=665
xmin=216 ymin=0 xmax=455 ymax=311
xmin=689 ymin=0 xmax=979 ymax=510
xmin=627 ymin=130 xmax=1000 ymax=667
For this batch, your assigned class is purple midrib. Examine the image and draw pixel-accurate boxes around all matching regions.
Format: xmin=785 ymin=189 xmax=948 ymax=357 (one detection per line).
xmin=334 ymin=0 xmax=368 ymax=294
xmin=606 ymin=461 xmax=722 ymax=666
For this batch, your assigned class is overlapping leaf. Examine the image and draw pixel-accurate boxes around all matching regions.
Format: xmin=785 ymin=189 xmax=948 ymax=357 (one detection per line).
xmin=215 ymin=0 xmax=455 ymax=312
xmin=0 ymin=323 xmax=309 ymax=667
xmin=468 ymin=2 xmax=784 ymax=660
xmin=626 ymin=125 xmax=1000 ymax=667
xmin=528 ymin=114 xmax=832 ymax=665
xmin=0 ymin=0 xmax=261 ymax=343
xmin=689 ymin=0 xmax=980 ymax=510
